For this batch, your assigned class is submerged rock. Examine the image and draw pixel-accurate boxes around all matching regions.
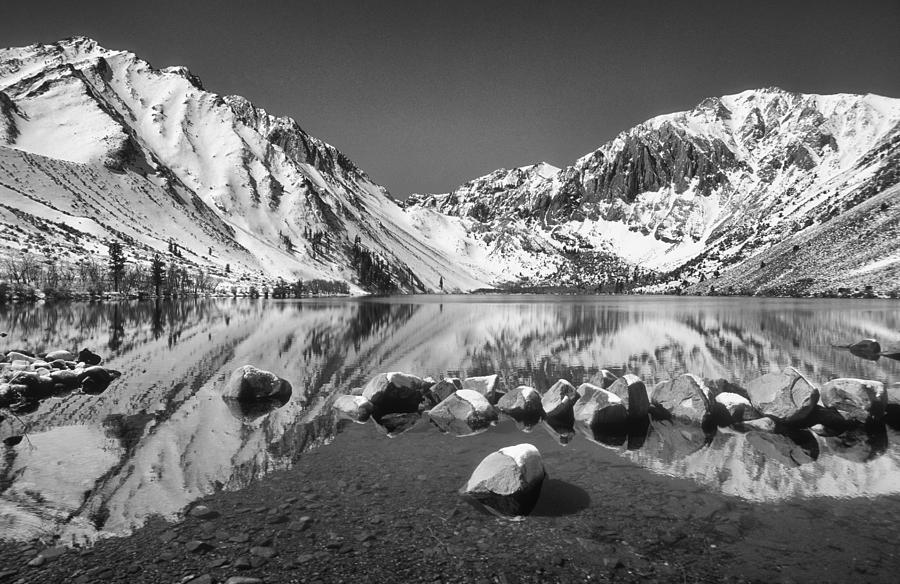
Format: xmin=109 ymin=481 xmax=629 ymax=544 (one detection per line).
xmin=222 ymin=365 xmax=292 ymax=406
xmin=820 ymin=378 xmax=886 ymax=424
xmin=497 ymin=385 xmax=543 ymax=422
xmin=541 ymin=379 xmax=579 ymax=420
xmin=607 ymin=373 xmax=650 ymax=421
xmin=428 ymin=389 xmax=498 ymax=435
xmin=745 ymin=367 xmax=818 ymax=424
xmin=332 ymin=395 xmax=374 ymax=423
xmin=651 ymin=374 xmax=712 ymax=424
xmin=461 ymin=443 xmax=546 ymax=517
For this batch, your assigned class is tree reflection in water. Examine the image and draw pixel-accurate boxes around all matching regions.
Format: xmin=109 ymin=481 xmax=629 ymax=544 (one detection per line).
xmin=0 ymin=296 xmax=899 ymax=543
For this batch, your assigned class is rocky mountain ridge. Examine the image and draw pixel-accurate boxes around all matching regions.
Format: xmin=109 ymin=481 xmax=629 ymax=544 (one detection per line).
xmin=408 ymin=88 xmax=900 ymax=294
xmin=0 ymin=37 xmax=491 ymax=293
xmin=0 ymin=37 xmax=897 ymax=295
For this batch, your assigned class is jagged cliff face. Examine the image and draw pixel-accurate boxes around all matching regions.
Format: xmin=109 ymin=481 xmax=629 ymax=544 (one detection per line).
xmin=0 ymin=37 xmax=490 ymax=292
xmin=408 ymin=88 xmax=900 ymax=293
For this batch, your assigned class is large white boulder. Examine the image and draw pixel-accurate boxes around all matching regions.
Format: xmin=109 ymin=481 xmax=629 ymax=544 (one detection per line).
xmin=462 ymin=443 xmax=545 ymax=516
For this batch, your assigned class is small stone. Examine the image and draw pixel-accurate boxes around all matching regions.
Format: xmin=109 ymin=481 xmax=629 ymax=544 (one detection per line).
xmin=224 ymin=577 xmax=264 ymax=584
xmin=233 ymin=556 xmax=252 ymax=570
xmin=229 ymin=533 xmax=251 ymax=543
xmin=266 ymin=514 xmax=289 ymax=524
xmin=159 ymin=530 xmax=179 ymax=543
xmin=207 ymin=558 xmax=227 ymax=568
xmin=296 ymin=553 xmax=316 ymax=564
xmin=185 ymin=575 xmax=213 ymax=584
xmin=186 ymin=540 xmax=213 ymax=553
xmin=189 ymin=505 xmax=220 ymax=520
xmin=27 ymin=556 xmax=45 ymax=567
xmin=249 ymin=546 xmax=275 ymax=558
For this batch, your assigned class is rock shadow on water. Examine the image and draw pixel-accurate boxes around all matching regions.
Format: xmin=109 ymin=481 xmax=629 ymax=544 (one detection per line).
xmin=530 ymin=478 xmax=591 ymax=517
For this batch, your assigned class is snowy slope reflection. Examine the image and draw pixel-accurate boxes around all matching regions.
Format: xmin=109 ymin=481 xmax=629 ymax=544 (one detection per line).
xmin=0 ymin=296 xmax=899 ymax=543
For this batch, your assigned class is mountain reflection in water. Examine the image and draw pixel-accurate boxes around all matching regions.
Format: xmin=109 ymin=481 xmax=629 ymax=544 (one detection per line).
xmin=1 ymin=296 xmax=899 ymax=543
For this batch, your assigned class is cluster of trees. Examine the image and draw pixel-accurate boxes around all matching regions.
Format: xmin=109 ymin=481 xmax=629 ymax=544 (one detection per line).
xmin=269 ymin=278 xmax=350 ymax=298
xmin=305 ymin=228 xmax=329 ymax=259
xmin=0 ymin=243 xmax=216 ymax=301
xmin=350 ymin=236 xmax=397 ymax=292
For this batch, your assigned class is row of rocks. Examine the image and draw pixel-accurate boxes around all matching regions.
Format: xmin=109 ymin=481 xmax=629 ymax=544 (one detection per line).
xmin=329 ymin=366 xmax=897 ymax=444
xmin=0 ymin=347 xmax=119 ymax=420
xmin=653 ymin=368 xmax=894 ymax=437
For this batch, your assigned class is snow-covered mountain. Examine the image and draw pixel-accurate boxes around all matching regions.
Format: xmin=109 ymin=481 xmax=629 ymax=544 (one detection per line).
xmin=1 ymin=37 xmax=898 ymax=295
xmin=0 ymin=37 xmax=491 ymax=293
xmin=408 ymin=89 xmax=900 ymax=295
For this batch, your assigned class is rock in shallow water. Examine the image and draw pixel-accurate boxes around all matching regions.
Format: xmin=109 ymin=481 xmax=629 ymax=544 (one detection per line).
xmin=362 ymin=371 xmax=430 ymax=419
xmin=462 ymin=443 xmax=545 ymax=517
xmin=651 ymin=374 xmax=712 ymax=424
xmin=541 ymin=379 xmax=579 ymax=420
xmin=332 ymin=395 xmax=374 ymax=423
xmin=820 ymin=378 xmax=886 ymax=424
xmin=607 ymin=373 xmax=650 ymax=421
xmin=714 ymin=391 xmax=762 ymax=425
xmin=222 ymin=365 xmax=291 ymax=405
xmin=744 ymin=367 xmax=818 ymax=424
xmin=574 ymin=383 xmax=627 ymax=429
xmin=428 ymin=389 xmax=497 ymax=435
xmin=462 ymin=374 xmax=502 ymax=404
xmin=497 ymin=385 xmax=543 ymax=421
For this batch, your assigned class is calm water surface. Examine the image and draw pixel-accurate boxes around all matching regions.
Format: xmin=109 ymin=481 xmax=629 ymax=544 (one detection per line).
xmin=1 ymin=295 xmax=899 ymax=543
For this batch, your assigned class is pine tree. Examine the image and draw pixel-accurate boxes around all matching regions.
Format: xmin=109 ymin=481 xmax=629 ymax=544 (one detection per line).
xmin=150 ymin=254 xmax=165 ymax=296
xmin=108 ymin=241 xmax=126 ymax=292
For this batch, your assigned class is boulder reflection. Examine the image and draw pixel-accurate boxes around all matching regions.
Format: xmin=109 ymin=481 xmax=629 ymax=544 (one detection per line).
xmin=1 ymin=296 xmax=899 ymax=542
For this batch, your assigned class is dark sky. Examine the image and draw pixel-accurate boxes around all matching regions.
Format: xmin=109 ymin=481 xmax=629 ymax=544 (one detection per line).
xmin=3 ymin=1 xmax=899 ymax=197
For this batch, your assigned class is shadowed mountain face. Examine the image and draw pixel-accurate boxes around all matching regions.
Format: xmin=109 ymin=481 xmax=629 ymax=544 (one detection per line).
xmin=1 ymin=296 xmax=899 ymax=543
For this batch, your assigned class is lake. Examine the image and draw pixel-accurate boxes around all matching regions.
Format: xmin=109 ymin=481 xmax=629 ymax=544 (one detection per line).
xmin=1 ymin=295 xmax=900 ymax=545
